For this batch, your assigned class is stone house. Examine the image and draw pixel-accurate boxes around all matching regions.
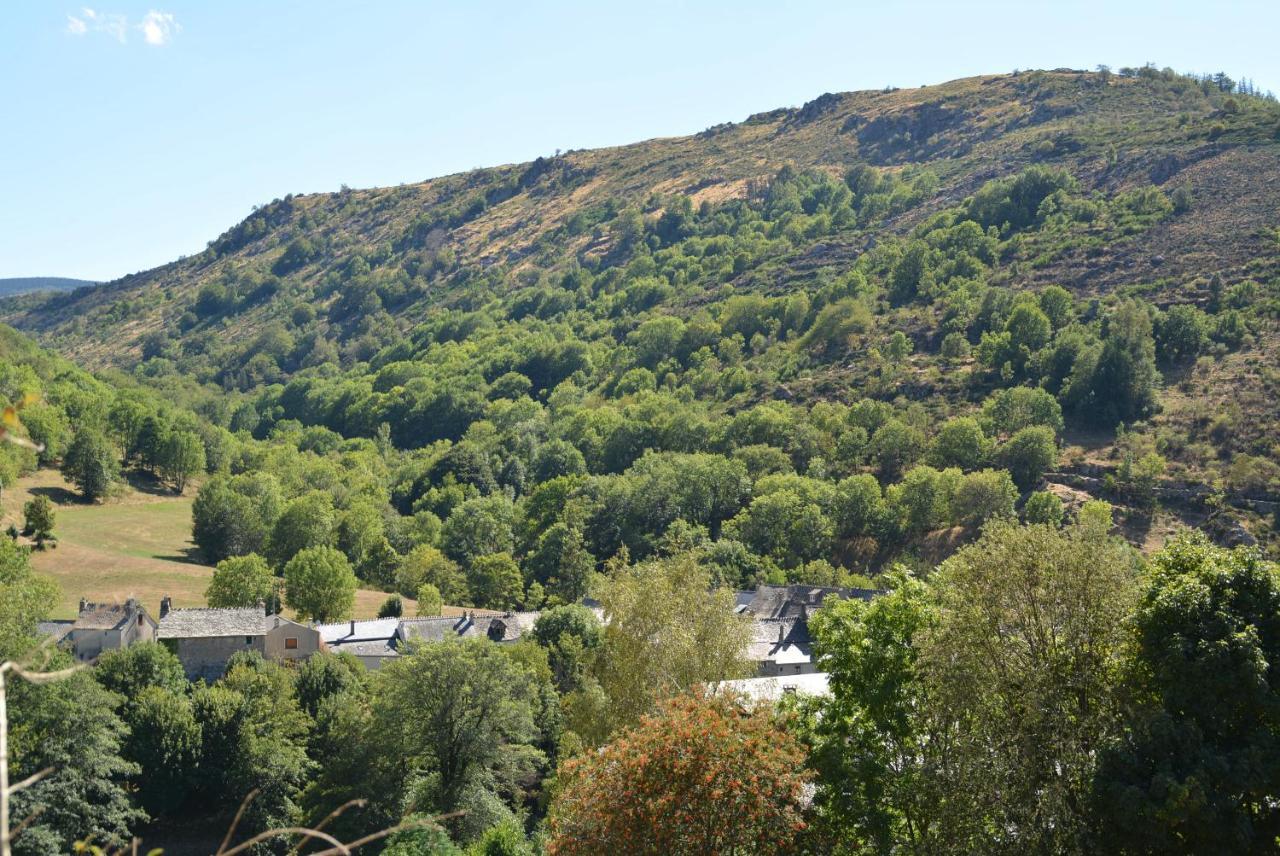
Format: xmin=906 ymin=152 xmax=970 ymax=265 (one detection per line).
xmin=316 ymin=610 xmax=539 ymax=670
xmin=156 ymin=596 xmax=321 ymax=680
xmin=740 ymin=584 xmax=878 ymax=676
xmin=66 ymin=598 xmax=157 ymax=662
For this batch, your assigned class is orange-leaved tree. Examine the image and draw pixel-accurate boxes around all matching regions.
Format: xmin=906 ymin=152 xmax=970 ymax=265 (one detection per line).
xmin=547 ymin=691 xmax=811 ymax=856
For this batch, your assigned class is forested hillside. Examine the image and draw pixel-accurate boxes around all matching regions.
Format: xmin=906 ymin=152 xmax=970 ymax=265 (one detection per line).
xmin=2 ymin=64 xmax=1280 ymax=855
xmin=4 ymin=66 xmax=1280 ymax=590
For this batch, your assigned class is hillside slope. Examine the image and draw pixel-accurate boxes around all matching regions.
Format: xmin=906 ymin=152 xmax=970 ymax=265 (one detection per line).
xmin=0 ymin=277 xmax=96 ymax=297
xmin=4 ymin=67 xmax=1279 ymax=558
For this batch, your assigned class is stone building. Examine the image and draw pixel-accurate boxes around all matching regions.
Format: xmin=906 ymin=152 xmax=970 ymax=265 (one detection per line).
xmin=65 ymin=598 xmax=157 ymax=662
xmin=740 ymin=584 xmax=878 ymax=676
xmin=156 ymin=597 xmax=321 ymax=680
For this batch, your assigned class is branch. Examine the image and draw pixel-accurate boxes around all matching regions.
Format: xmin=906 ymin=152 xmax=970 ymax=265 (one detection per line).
xmin=4 ymin=766 xmax=53 ymax=795
xmin=9 ymin=806 xmax=45 ymax=841
xmin=216 ymin=788 xmax=260 ymax=855
xmin=287 ymin=799 xmax=366 ymax=856
xmin=218 ymin=827 xmax=347 ymax=856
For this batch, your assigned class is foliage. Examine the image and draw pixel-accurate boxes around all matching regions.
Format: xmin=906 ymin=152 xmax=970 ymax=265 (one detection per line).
xmin=1094 ymin=534 xmax=1280 ymax=854
xmin=548 ymin=692 xmax=811 ymax=856
xmin=206 ymin=552 xmax=278 ymax=609
xmin=283 ymin=545 xmax=357 ymax=622
xmin=574 ymin=552 xmax=751 ymax=740
xmin=62 ymin=428 xmax=119 ymax=501
xmin=21 ymin=494 xmax=55 ymax=542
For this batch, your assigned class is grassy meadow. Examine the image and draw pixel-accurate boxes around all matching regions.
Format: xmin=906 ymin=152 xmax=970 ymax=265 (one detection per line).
xmin=2 ymin=469 xmax=414 ymax=620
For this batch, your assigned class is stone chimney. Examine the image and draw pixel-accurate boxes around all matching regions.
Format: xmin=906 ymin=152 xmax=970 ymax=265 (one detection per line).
xmin=126 ymin=597 xmax=138 ymax=613
xmin=257 ymin=598 xmax=266 ymax=615
xmin=78 ymin=597 xmax=88 ymax=614
xmin=777 ymin=622 xmax=786 ymax=643
xmin=159 ymin=595 xmax=172 ymax=619
xmin=350 ymin=619 xmax=356 ymax=636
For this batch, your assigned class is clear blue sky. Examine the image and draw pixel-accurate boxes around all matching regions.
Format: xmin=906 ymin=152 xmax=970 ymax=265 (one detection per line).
xmin=3 ymin=0 xmax=1277 ymax=282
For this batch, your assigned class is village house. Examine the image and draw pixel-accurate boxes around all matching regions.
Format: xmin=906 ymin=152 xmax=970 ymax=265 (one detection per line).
xmin=63 ymin=598 xmax=157 ymax=662
xmin=316 ymin=610 xmax=540 ymax=670
xmin=156 ymin=596 xmax=321 ymax=680
xmin=740 ymin=584 xmax=878 ymax=676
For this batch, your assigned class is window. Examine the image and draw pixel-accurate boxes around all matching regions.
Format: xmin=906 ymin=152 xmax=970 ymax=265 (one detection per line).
xmin=285 ymin=637 xmax=298 ymax=650
xmin=245 ymin=636 xmax=253 ymax=645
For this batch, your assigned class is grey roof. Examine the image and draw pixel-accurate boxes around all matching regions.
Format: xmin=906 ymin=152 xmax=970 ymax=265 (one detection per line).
xmin=158 ymin=607 xmax=267 ymax=639
xmin=37 ymin=620 xmax=74 ymax=642
xmin=73 ymin=600 xmax=152 ymax=631
xmin=747 ymin=618 xmax=813 ymax=665
xmin=397 ymin=611 xmax=541 ymax=645
xmin=334 ymin=639 xmax=400 ymax=659
xmin=316 ymin=618 xmax=400 ymax=644
xmin=743 ymin=584 xmax=876 ymax=620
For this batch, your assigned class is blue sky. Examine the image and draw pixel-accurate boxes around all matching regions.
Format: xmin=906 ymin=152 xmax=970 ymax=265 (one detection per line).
xmin=3 ymin=1 xmax=1277 ymax=282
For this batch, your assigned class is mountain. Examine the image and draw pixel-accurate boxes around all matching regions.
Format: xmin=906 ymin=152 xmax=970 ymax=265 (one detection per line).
xmin=0 ymin=277 xmax=97 ymax=297
xmin=3 ymin=67 xmax=1279 ymax=555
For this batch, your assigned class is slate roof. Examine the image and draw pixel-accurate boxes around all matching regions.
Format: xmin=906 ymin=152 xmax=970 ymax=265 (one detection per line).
xmin=747 ymin=617 xmax=813 ymax=666
xmin=157 ymin=607 xmax=267 ymax=639
xmin=37 ymin=620 xmax=74 ymax=642
xmin=743 ymin=584 xmax=877 ymax=620
xmin=316 ymin=618 xmax=400 ymax=644
xmin=73 ymin=600 xmax=151 ymax=631
xmin=397 ymin=611 xmax=541 ymax=645
xmin=717 ymin=672 xmax=831 ymax=702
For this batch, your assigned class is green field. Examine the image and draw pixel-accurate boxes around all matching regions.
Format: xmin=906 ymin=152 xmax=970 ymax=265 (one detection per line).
xmin=2 ymin=469 xmax=413 ymax=620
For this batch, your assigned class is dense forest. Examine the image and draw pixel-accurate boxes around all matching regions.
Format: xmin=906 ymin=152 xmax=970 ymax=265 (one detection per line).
xmin=0 ymin=65 xmax=1278 ymax=854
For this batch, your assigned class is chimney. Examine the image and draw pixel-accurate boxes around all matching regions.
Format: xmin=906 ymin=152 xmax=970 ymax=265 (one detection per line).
xmin=350 ymin=619 xmax=356 ymax=637
xmin=257 ymin=598 xmax=266 ymax=615
xmin=78 ymin=597 xmax=88 ymax=613
xmin=160 ymin=596 xmax=172 ymax=619
xmin=777 ymin=622 xmax=785 ymax=643
xmin=126 ymin=597 xmax=138 ymax=612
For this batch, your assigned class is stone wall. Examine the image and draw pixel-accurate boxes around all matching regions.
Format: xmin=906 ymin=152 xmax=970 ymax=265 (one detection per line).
xmin=172 ymin=634 xmax=263 ymax=681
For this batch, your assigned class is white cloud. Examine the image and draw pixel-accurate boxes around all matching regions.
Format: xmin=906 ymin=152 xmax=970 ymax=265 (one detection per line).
xmin=64 ymin=7 xmax=178 ymax=45
xmin=138 ymin=10 xmax=179 ymax=46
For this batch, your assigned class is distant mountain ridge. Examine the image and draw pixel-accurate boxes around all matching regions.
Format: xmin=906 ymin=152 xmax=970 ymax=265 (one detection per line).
xmin=0 ymin=277 xmax=97 ymax=297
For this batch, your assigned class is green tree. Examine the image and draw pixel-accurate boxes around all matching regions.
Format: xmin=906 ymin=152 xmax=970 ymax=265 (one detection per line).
xmin=724 ymin=490 xmax=833 ymax=568
xmin=952 ymin=468 xmax=1018 ymax=528
xmin=928 ymin=416 xmax=992 ymax=471
xmin=95 ymin=641 xmax=187 ymax=699
xmin=191 ymin=658 xmax=312 ymax=840
xmin=1022 ymin=490 xmax=1064 ymax=526
xmin=415 ymin=583 xmax=443 ymax=616
xmin=0 ymin=536 xmax=57 ymax=660
xmin=803 ymin=571 xmax=948 ymax=853
xmin=205 ymin=553 xmax=277 ymax=609
xmin=123 ymin=686 xmax=202 ymax=817
xmin=61 ymin=427 xmax=119 ymax=502
xmin=284 ymin=546 xmax=356 ymax=622
xmin=158 ymin=429 xmax=206 ymax=493
xmin=21 ymin=495 xmax=55 ymax=542
xmin=998 ymin=425 xmax=1058 ymax=490
xmin=7 ymin=672 xmax=145 ymax=855
xmin=1094 ymin=535 xmax=1280 ymax=854
xmin=441 ymin=494 xmax=515 ymax=566
xmin=525 ymin=523 xmax=594 ymax=603
xmin=269 ymin=490 xmax=337 ymax=567
xmin=868 ymin=419 xmax=925 ymax=480
xmin=468 ymin=552 xmax=524 ymax=610
xmin=397 ymin=544 xmax=469 ymax=604
xmin=532 ymin=604 xmax=603 ymax=693
xmin=371 ymin=638 xmax=545 ymax=815
xmin=377 ymin=593 xmax=404 ymax=618
xmin=575 ymin=553 xmax=751 ymax=740
xmin=921 ymin=520 xmax=1138 ymax=854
